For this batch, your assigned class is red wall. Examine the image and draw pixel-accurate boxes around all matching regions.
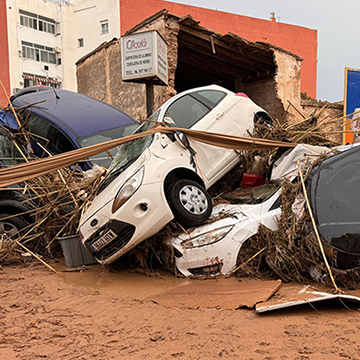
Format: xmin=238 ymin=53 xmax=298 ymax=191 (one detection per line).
xmin=120 ymin=0 xmax=317 ymax=98
xmin=0 ymin=1 xmax=10 ymax=107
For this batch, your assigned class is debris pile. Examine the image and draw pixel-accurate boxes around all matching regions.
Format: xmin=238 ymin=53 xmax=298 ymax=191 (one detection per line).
xmin=2 ymin=97 xmax=360 ymax=292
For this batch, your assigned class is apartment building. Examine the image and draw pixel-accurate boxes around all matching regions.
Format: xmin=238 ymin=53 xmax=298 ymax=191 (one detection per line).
xmin=0 ymin=0 xmax=120 ymax=106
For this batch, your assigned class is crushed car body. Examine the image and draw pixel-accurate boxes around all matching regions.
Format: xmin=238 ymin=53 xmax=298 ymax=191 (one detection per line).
xmin=167 ymin=185 xmax=282 ymax=276
xmin=309 ymin=144 xmax=360 ymax=268
xmin=167 ymin=144 xmax=332 ymax=277
xmin=79 ymin=84 xmax=273 ymax=264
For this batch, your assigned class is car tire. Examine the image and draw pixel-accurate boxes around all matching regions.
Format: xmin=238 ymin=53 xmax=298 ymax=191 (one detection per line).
xmin=0 ymin=214 xmax=28 ymax=240
xmin=265 ymin=256 xmax=292 ymax=283
xmin=169 ymin=179 xmax=212 ymax=228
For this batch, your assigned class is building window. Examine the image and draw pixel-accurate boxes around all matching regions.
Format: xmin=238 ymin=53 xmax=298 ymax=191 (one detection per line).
xmin=19 ymin=9 xmax=56 ymax=35
xmin=101 ymin=20 xmax=109 ymax=34
xmin=21 ymin=41 xmax=58 ymax=64
xmin=78 ymin=38 xmax=84 ymax=47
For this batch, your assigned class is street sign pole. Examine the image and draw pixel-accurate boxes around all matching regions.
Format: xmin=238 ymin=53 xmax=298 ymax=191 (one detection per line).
xmin=146 ymin=82 xmax=154 ymax=118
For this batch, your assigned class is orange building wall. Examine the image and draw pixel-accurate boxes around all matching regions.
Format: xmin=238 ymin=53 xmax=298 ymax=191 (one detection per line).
xmin=120 ymin=0 xmax=317 ymax=98
xmin=0 ymin=1 xmax=10 ymax=107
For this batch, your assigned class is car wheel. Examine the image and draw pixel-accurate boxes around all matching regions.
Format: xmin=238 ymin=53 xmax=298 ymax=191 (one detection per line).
xmin=169 ymin=179 xmax=212 ymax=228
xmin=254 ymin=111 xmax=273 ymax=126
xmin=0 ymin=214 xmax=28 ymax=240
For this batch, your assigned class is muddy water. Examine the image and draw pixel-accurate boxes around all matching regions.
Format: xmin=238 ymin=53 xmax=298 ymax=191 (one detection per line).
xmin=56 ymin=262 xmax=192 ymax=300
xmin=3 ymin=262 xmax=360 ymax=359
xmin=55 ymin=260 xmax=267 ymax=301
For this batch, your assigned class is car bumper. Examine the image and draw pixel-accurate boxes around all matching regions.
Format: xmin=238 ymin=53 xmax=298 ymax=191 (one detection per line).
xmin=80 ymin=181 xmax=174 ymax=264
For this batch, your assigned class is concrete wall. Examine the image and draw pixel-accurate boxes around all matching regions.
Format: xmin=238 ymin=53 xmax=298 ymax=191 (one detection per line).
xmin=73 ymin=0 xmax=120 ymax=61
xmin=245 ymin=78 xmax=285 ymax=123
xmin=120 ymin=0 xmax=317 ymax=98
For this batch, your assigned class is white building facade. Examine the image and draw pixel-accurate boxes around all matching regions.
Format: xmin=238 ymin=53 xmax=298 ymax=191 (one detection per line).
xmin=5 ymin=0 xmax=120 ymax=93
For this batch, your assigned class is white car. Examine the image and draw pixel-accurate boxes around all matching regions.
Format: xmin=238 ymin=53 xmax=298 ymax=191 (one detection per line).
xmin=79 ymin=85 xmax=272 ymax=264
xmin=167 ymin=143 xmax=336 ymax=277
xmin=166 ymin=185 xmax=282 ymax=276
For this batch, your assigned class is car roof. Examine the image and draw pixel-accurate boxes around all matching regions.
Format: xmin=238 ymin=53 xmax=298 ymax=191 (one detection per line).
xmin=12 ymin=89 xmax=138 ymax=138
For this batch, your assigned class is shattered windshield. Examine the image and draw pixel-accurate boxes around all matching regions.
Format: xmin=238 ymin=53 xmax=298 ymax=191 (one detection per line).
xmin=98 ymin=121 xmax=156 ymax=192
xmin=221 ymin=184 xmax=279 ymax=205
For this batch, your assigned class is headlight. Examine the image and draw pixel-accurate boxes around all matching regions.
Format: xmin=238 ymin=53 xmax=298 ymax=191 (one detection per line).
xmin=181 ymin=225 xmax=234 ymax=249
xmin=111 ymin=166 xmax=144 ymax=213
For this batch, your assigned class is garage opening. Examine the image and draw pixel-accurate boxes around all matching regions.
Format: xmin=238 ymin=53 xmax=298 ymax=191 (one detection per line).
xmin=174 ymin=25 xmax=276 ymax=95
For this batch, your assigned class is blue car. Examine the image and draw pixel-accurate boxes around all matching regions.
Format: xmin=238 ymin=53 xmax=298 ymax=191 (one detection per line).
xmin=8 ymin=87 xmax=139 ymax=169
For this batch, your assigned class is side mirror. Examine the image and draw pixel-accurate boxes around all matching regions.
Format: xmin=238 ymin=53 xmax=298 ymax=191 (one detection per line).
xmin=174 ymin=131 xmax=190 ymax=149
xmin=163 ymin=116 xmax=175 ymax=127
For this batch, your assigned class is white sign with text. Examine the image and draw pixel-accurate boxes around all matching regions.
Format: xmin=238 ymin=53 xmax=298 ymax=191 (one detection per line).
xmin=121 ymin=31 xmax=168 ymax=85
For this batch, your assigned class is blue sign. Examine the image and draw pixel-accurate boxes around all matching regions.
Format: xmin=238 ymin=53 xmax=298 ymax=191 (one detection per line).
xmin=344 ymin=68 xmax=360 ymax=144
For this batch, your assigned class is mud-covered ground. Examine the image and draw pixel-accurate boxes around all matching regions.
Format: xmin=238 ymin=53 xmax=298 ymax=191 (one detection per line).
xmin=1 ymin=261 xmax=360 ymax=359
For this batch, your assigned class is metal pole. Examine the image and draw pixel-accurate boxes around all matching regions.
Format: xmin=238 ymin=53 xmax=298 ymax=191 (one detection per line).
xmin=146 ymin=82 xmax=154 ymax=118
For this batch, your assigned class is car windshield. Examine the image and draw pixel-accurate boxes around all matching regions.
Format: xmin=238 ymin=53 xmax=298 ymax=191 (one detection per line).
xmin=221 ymin=184 xmax=279 ymax=205
xmin=98 ymin=121 xmax=156 ymax=192
xmin=148 ymin=108 xmax=161 ymax=122
xmin=77 ymin=123 xmax=139 ymax=168
xmin=0 ymin=133 xmax=26 ymax=168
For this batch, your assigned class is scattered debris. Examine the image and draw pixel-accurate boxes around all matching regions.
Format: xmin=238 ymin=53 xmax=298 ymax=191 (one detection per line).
xmin=255 ymin=285 xmax=360 ymax=313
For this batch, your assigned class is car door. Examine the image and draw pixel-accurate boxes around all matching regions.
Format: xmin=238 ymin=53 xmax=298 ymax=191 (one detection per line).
xmin=162 ymin=89 xmax=239 ymax=183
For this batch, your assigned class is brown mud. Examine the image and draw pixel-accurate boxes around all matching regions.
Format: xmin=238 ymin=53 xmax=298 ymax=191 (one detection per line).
xmin=1 ymin=261 xmax=360 ymax=359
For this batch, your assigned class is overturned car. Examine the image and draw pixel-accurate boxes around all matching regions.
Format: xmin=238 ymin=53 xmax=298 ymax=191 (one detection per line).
xmin=79 ymin=85 xmax=273 ymax=264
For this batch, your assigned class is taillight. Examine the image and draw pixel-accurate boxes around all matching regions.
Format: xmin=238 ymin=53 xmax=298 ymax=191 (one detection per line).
xmin=235 ymin=92 xmax=249 ymax=98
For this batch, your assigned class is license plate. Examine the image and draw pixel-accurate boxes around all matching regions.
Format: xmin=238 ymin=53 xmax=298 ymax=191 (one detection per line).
xmin=90 ymin=229 xmax=117 ymax=252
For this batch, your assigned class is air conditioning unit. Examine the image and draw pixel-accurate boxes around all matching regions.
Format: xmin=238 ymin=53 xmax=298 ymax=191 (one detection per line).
xmin=44 ymin=65 xmax=49 ymax=71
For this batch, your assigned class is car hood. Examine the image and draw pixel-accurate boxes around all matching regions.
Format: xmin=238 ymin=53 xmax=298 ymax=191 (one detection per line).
xmin=79 ymin=149 xmax=150 ymax=226
xmin=309 ymin=145 xmax=360 ymax=254
xmin=170 ymin=189 xmax=281 ymax=242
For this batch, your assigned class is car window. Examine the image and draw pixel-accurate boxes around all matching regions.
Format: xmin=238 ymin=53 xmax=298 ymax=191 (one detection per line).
xmin=47 ymin=126 xmax=75 ymax=154
xmin=222 ymin=184 xmax=279 ymax=205
xmin=26 ymin=114 xmax=75 ymax=154
xmin=27 ymin=115 xmax=51 ymax=148
xmin=192 ymin=90 xmax=227 ymax=107
xmin=164 ymin=95 xmax=210 ymax=128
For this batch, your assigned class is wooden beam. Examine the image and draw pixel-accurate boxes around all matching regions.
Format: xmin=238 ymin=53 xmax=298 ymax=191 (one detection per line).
xmin=178 ymin=33 xmax=275 ymax=75
xmin=179 ymin=25 xmax=275 ymax=68
xmin=177 ymin=46 xmax=255 ymax=79
xmin=178 ymin=39 xmax=272 ymax=78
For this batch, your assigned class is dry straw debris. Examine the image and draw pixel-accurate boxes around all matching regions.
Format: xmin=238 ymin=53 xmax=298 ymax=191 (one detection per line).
xmin=2 ymin=96 xmax=360 ymax=290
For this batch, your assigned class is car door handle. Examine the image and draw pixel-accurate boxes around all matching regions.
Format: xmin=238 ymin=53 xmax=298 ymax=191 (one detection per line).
xmin=215 ymin=111 xmax=225 ymax=120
